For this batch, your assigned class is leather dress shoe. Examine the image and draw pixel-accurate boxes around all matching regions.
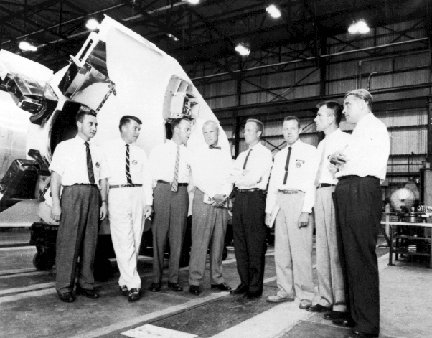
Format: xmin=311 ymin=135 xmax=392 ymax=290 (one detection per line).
xmin=308 ymin=304 xmax=332 ymax=312
xmin=168 ymin=282 xmax=183 ymax=291
xmin=299 ymin=299 xmax=312 ymax=310
xmin=128 ymin=288 xmax=141 ymax=302
xmin=244 ymin=291 xmax=262 ymax=300
xmin=266 ymin=293 xmax=294 ymax=303
xmin=76 ymin=286 xmax=99 ymax=299
xmin=350 ymin=329 xmax=378 ymax=337
xmin=332 ymin=317 xmax=355 ymax=328
xmin=57 ymin=291 xmax=75 ymax=303
xmin=211 ymin=283 xmax=231 ymax=291
xmin=189 ymin=285 xmax=201 ymax=296
xmin=119 ymin=285 xmax=128 ymax=297
xmin=324 ymin=311 xmax=349 ymax=320
xmin=230 ymin=284 xmax=248 ymax=295
xmin=149 ymin=283 xmax=161 ymax=292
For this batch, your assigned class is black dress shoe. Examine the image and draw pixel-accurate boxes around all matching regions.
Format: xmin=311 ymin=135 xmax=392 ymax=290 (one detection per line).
xmin=119 ymin=285 xmax=128 ymax=297
xmin=244 ymin=291 xmax=262 ymax=300
xmin=351 ymin=329 xmax=378 ymax=337
xmin=308 ymin=304 xmax=332 ymax=312
xmin=211 ymin=283 xmax=232 ymax=291
xmin=76 ymin=287 xmax=100 ymax=299
xmin=168 ymin=282 xmax=183 ymax=291
xmin=189 ymin=285 xmax=201 ymax=296
xmin=149 ymin=283 xmax=161 ymax=292
xmin=128 ymin=288 xmax=141 ymax=302
xmin=324 ymin=311 xmax=349 ymax=320
xmin=57 ymin=291 xmax=75 ymax=303
xmin=332 ymin=318 xmax=355 ymax=328
xmin=230 ymin=283 xmax=248 ymax=295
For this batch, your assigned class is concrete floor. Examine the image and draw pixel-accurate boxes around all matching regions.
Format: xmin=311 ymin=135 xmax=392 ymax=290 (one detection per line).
xmin=0 ymin=229 xmax=431 ymax=338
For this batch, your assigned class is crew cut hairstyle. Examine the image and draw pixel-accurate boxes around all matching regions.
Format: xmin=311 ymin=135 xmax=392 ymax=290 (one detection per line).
xmin=76 ymin=105 xmax=96 ymax=123
xmin=283 ymin=116 xmax=300 ymax=128
xmin=119 ymin=115 xmax=142 ymax=130
xmin=344 ymin=88 xmax=373 ymax=111
xmin=170 ymin=116 xmax=192 ymax=133
xmin=316 ymin=100 xmax=343 ymax=126
xmin=245 ymin=118 xmax=264 ymax=134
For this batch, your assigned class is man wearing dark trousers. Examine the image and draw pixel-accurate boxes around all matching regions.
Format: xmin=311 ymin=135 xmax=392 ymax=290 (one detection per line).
xmin=230 ymin=118 xmax=273 ymax=299
xmin=50 ymin=107 xmax=108 ymax=303
xmin=149 ymin=117 xmax=192 ymax=292
xmin=330 ymin=89 xmax=390 ymax=338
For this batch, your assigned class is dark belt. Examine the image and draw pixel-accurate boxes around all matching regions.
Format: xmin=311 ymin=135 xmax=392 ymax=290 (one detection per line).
xmin=67 ymin=184 xmax=98 ymax=187
xmin=338 ymin=175 xmax=379 ymax=181
xmin=157 ymin=180 xmax=188 ymax=187
xmin=316 ymin=183 xmax=336 ymax=189
xmin=278 ymin=189 xmax=301 ymax=194
xmin=110 ymin=184 xmax=143 ymax=189
xmin=237 ymin=188 xmax=265 ymax=193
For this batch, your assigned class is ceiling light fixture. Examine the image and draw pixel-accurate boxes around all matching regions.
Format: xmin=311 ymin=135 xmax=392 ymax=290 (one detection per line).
xmin=18 ymin=41 xmax=38 ymax=52
xmin=266 ymin=4 xmax=281 ymax=19
xmin=167 ymin=33 xmax=179 ymax=41
xmin=185 ymin=0 xmax=200 ymax=5
xmin=85 ymin=18 xmax=100 ymax=31
xmin=348 ymin=19 xmax=370 ymax=34
xmin=235 ymin=42 xmax=250 ymax=56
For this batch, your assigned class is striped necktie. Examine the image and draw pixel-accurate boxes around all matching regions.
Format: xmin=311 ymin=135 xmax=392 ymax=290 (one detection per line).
xmin=171 ymin=145 xmax=180 ymax=192
xmin=84 ymin=141 xmax=95 ymax=184
xmin=126 ymin=144 xmax=132 ymax=184
xmin=283 ymin=146 xmax=292 ymax=184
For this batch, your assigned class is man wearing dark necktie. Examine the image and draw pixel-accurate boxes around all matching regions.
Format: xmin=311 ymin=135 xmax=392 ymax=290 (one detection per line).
xmin=230 ymin=118 xmax=273 ymax=299
xmin=102 ymin=116 xmax=153 ymax=302
xmin=188 ymin=120 xmax=233 ymax=295
xmin=149 ymin=117 xmax=192 ymax=292
xmin=265 ymin=116 xmax=319 ymax=309
xmin=50 ymin=107 xmax=108 ymax=303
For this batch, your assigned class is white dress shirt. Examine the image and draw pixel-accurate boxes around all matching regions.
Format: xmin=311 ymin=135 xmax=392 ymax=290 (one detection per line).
xmin=50 ymin=136 xmax=107 ymax=186
xmin=266 ymin=140 xmax=319 ymax=214
xmin=232 ymin=142 xmax=273 ymax=190
xmin=337 ymin=113 xmax=390 ymax=180
xmin=316 ymin=129 xmax=351 ymax=185
xmin=191 ymin=145 xmax=233 ymax=197
xmin=103 ymin=138 xmax=153 ymax=206
xmin=149 ymin=139 xmax=191 ymax=185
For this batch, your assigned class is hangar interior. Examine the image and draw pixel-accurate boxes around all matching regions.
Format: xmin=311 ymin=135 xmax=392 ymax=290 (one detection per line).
xmin=1 ymin=0 xmax=431 ymax=203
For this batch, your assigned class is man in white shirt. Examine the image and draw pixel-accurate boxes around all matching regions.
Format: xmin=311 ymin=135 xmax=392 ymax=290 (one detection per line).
xmin=330 ymin=89 xmax=390 ymax=338
xmin=50 ymin=107 xmax=108 ymax=303
xmin=102 ymin=116 xmax=152 ymax=302
xmin=265 ymin=116 xmax=319 ymax=310
xmin=149 ymin=117 xmax=192 ymax=292
xmin=188 ymin=120 xmax=233 ymax=296
xmin=230 ymin=118 xmax=273 ymax=299
xmin=309 ymin=101 xmax=350 ymax=316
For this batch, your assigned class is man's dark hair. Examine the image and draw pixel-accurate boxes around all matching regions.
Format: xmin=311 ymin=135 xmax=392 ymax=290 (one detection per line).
xmin=344 ymin=88 xmax=373 ymax=111
xmin=119 ymin=115 xmax=142 ymax=130
xmin=170 ymin=117 xmax=192 ymax=134
xmin=245 ymin=118 xmax=264 ymax=134
xmin=316 ymin=100 xmax=343 ymax=126
xmin=283 ymin=116 xmax=300 ymax=128
xmin=76 ymin=106 xmax=96 ymax=123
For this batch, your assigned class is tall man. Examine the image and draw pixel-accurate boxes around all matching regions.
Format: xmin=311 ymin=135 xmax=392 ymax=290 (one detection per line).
xmin=102 ymin=116 xmax=153 ymax=302
xmin=149 ymin=117 xmax=192 ymax=292
xmin=331 ymin=89 xmax=390 ymax=338
xmin=265 ymin=116 xmax=319 ymax=310
xmin=309 ymin=102 xmax=350 ymax=315
xmin=230 ymin=118 xmax=273 ymax=299
xmin=50 ymin=107 xmax=107 ymax=303
xmin=188 ymin=120 xmax=233 ymax=295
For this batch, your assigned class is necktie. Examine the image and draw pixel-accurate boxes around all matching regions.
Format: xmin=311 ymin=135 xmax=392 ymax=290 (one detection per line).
xmin=282 ymin=146 xmax=292 ymax=185
xmin=171 ymin=145 xmax=180 ymax=192
xmin=209 ymin=145 xmax=221 ymax=149
xmin=126 ymin=144 xmax=132 ymax=184
xmin=84 ymin=141 xmax=95 ymax=184
xmin=243 ymin=149 xmax=252 ymax=169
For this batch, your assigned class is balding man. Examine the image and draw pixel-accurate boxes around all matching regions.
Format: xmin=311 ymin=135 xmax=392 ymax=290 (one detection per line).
xmin=188 ymin=120 xmax=233 ymax=296
xmin=331 ymin=89 xmax=390 ymax=337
